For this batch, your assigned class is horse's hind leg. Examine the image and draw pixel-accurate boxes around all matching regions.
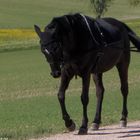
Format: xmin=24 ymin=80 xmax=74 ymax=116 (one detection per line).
xmin=116 ymin=62 xmax=129 ymax=127
xmin=92 ymin=73 xmax=104 ymax=130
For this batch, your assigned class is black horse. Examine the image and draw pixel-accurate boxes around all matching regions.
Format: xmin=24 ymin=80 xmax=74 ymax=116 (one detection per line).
xmin=34 ymin=13 xmax=140 ymax=134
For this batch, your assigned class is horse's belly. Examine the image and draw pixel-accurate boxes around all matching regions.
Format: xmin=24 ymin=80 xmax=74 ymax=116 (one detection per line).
xmin=93 ymin=48 xmax=123 ymax=73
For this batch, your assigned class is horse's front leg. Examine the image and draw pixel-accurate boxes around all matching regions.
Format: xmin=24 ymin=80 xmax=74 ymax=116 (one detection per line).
xmin=57 ymin=71 xmax=75 ymax=131
xmin=92 ymin=73 xmax=104 ymax=130
xmin=78 ymin=74 xmax=90 ymax=135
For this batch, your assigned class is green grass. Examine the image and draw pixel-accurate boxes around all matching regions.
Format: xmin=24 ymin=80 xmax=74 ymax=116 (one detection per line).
xmin=0 ymin=49 xmax=140 ymax=139
xmin=0 ymin=96 xmax=62 ymax=139
xmin=125 ymin=19 xmax=140 ymax=35
xmin=0 ymin=0 xmax=90 ymax=28
xmin=0 ymin=0 xmax=140 ymax=139
xmin=0 ymin=49 xmax=58 ymax=100
xmin=0 ymin=0 xmax=140 ymax=28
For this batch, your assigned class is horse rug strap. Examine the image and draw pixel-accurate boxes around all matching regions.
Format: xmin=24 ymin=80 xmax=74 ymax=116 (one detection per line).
xmin=94 ymin=20 xmax=107 ymax=47
xmin=95 ymin=18 xmax=117 ymax=37
xmin=80 ymin=14 xmax=100 ymax=46
xmin=95 ymin=18 xmax=123 ymax=48
xmin=80 ymin=14 xmax=121 ymax=49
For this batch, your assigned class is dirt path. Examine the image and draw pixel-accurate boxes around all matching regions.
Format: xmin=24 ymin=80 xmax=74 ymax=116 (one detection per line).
xmin=31 ymin=121 xmax=140 ymax=140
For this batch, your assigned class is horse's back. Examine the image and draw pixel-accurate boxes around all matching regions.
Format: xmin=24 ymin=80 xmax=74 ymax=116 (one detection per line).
xmin=102 ymin=18 xmax=130 ymax=43
xmin=91 ymin=18 xmax=130 ymax=73
xmin=103 ymin=17 xmax=126 ymax=29
xmin=96 ymin=18 xmax=122 ymax=43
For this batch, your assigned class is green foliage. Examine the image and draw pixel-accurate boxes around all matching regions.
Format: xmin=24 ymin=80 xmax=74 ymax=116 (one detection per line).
xmin=129 ymin=0 xmax=140 ymax=6
xmin=90 ymin=0 xmax=140 ymax=18
xmin=90 ymin=0 xmax=114 ymax=18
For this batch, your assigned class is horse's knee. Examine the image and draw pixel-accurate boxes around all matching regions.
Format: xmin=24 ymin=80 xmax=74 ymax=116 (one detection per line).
xmin=58 ymin=92 xmax=65 ymax=101
xmin=98 ymin=86 xmax=104 ymax=94
xmin=121 ymin=84 xmax=128 ymax=95
xmin=96 ymin=87 xmax=105 ymax=99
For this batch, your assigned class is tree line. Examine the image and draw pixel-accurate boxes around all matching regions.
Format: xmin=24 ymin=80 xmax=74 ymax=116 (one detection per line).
xmin=90 ymin=0 xmax=140 ymax=18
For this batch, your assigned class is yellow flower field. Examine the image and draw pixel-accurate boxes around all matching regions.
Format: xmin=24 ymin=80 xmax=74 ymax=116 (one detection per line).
xmin=0 ymin=29 xmax=38 ymax=51
xmin=0 ymin=29 xmax=37 ymax=40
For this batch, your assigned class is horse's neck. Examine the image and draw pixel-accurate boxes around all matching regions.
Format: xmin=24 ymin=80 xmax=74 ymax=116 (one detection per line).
xmin=63 ymin=14 xmax=99 ymax=57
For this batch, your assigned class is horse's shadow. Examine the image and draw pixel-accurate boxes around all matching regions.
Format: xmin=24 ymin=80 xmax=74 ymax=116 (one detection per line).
xmin=74 ymin=124 xmax=140 ymax=138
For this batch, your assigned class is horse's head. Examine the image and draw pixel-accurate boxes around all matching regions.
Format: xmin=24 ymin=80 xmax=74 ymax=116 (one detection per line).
xmin=34 ymin=16 xmax=75 ymax=78
xmin=34 ymin=24 xmax=63 ymax=78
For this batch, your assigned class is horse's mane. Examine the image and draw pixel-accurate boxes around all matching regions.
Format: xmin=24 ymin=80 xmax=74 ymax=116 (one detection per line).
xmin=47 ymin=13 xmax=98 ymax=55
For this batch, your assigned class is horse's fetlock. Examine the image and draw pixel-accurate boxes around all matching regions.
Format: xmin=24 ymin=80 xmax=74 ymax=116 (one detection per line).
xmin=66 ymin=120 xmax=76 ymax=132
xmin=78 ymin=127 xmax=88 ymax=135
xmin=93 ymin=119 xmax=101 ymax=124
xmin=63 ymin=114 xmax=70 ymax=121
xmin=120 ymin=120 xmax=127 ymax=127
xmin=92 ymin=123 xmax=100 ymax=130
xmin=65 ymin=119 xmax=75 ymax=128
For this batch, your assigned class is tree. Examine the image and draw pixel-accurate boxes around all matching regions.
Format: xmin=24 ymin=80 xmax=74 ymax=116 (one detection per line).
xmin=129 ymin=0 xmax=140 ymax=6
xmin=90 ymin=0 xmax=114 ymax=18
xmin=90 ymin=0 xmax=140 ymax=18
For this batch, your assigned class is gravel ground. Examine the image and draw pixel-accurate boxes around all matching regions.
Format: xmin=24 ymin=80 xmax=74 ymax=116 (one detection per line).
xmin=31 ymin=121 xmax=140 ymax=140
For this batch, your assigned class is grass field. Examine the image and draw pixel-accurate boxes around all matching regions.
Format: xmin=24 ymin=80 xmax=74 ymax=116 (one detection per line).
xmin=0 ymin=50 xmax=140 ymax=139
xmin=0 ymin=0 xmax=140 ymax=139
xmin=0 ymin=0 xmax=140 ymax=28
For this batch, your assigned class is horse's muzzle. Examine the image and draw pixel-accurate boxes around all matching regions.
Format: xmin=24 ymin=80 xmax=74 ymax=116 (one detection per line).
xmin=51 ymin=71 xmax=61 ymax=78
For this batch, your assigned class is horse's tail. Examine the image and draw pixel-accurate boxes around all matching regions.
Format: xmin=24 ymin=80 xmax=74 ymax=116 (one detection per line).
xmin=123 ymin=23 xmax=140 ymax=51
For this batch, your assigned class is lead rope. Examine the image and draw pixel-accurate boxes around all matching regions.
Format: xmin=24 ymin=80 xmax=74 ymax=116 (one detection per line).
xmin=80 ymin=14 xmax=100 ymax=46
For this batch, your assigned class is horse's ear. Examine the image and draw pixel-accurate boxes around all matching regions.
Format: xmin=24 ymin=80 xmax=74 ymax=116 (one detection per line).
xmin=34 ymin=25 xmax=42 ymax=38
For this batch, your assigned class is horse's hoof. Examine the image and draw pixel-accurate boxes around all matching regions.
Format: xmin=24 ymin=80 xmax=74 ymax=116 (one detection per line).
xmin=92 ymin=123 xmax=99 ymax=130
xmin=78 ymin=127 xmax=88 ymax=135
xmin=120 ymin=120 xmax=127 ymax=128
xmin=67 ymin=121 xmax=76 ymax=132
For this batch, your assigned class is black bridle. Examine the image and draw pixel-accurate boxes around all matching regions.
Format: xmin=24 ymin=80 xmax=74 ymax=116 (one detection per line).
xmin=41 ymin=39 xmax=64 ymax=66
